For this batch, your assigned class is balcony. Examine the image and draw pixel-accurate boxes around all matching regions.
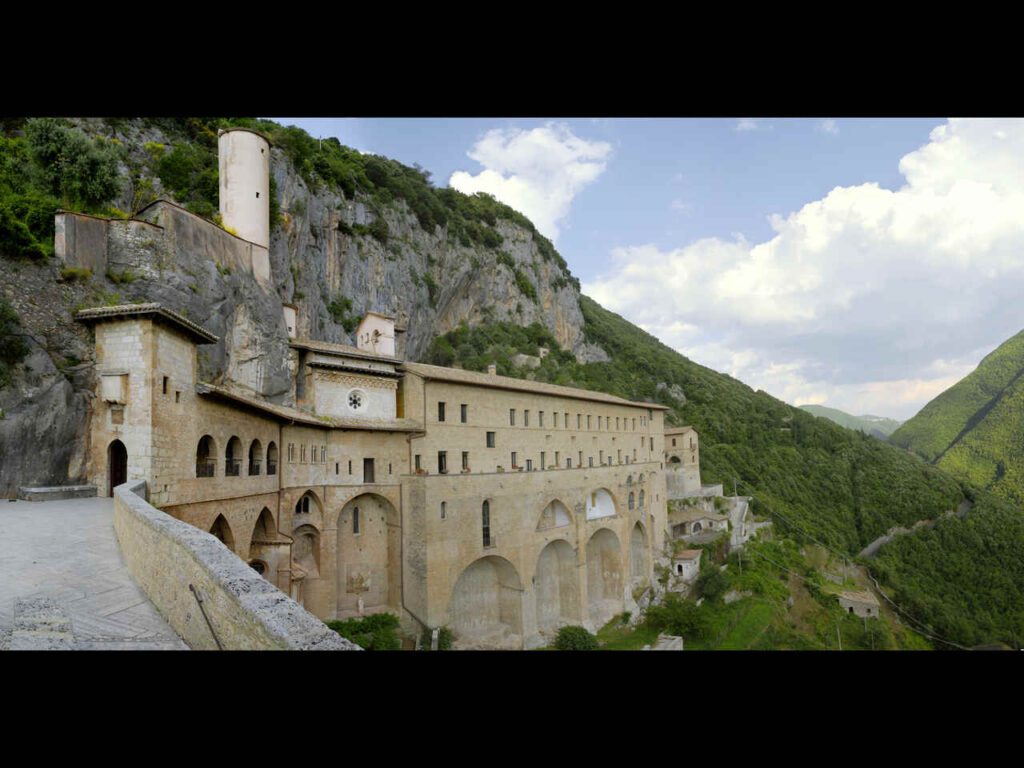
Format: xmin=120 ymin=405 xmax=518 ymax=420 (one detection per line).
xmin=267 ymin=460 xmax=277 ymax=476
xmin=248 ymin=460 xmax=261 ymax=476
xmin=196 ymin=459 xmax=216 ymax=478
xmin=225 ymin=458 xmax=241 ymax=477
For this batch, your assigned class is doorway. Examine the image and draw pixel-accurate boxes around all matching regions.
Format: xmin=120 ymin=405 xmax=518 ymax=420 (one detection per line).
xmin=108 ymin=439 xmax=127 ymax=495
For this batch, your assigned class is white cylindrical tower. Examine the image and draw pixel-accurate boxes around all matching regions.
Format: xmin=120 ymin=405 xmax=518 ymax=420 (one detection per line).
xmin=218 ymin=128 xmax=270 ymax=248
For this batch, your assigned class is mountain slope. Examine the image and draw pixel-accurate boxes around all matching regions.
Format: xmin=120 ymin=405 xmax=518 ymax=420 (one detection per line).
xmin=890 ymin=328 xmax=1024 ymax=505
xmin=799 ymin=404 xmax=902 ymax=439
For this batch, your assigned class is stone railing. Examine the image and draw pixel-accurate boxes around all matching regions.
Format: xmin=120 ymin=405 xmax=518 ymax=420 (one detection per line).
xmin=113 ymin=479 xmax=357 ymax=651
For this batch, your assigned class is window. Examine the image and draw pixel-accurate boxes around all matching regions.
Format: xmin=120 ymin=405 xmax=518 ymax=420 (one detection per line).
xmin=510 ymin=409 xmax=516 ymax=426
xmin=588 ymin=456 xmax=594 ymax=467
xmin=526 ymin=459 xmax=533 ymax=471
xmin=650 ymin=437 xmax=654 ymax=450
xmin=539 ymin=411 xmax=544 ymax=427
xmin=578 ymin=451 xmax=583 ymax=466
xmin=629 ymin=492 xmax=635 ymax=511
xmin=162 ymin=376 xmax=168 ymax=395
xmin=461 ymin=404 xmax=468 ymax=423
xmin=587 ymin=415 xmax=592 ymax=429
xmin=438 ymin=402 xmax=446 ymax=422
xmin=633 ymin=449 xmax=637 ymax=460
xmin=672 ymin=438 xmax=677 ymax=446
xmin=415 ymin=454 xmax=421 ymax=471
xmin=524 ymin=410 xmax=530 ymax=427
xmin=353 ymin=507 xmax=360 ymax=535
xmin=462 ymin=451 xmax=469 ymax=471
xmin=486 ymin=431 xmax=495 ymax=448
xmin=348 ymin=391 xmax=363 ymax=410
xmin=438 ymin=451 xmax=448 ymax=474
xmin=288 ymin=443 xmax=295 ymax=462
xmin=599 ymin=450 xmax=604 ymax=464
xmin=618 ymin=449 xmax=622 ymax=463
xmin=617 ymin=417 xmax=621 ymax=430
xmin=175 ymin=391 xmax=180 ymax=403
xmin=565 ymin=457 xmax=571 ymax=469
xmin=639 ymin=490 xmax=645 ymax=508
xmin=554 ymin=412 xmax=559 ymax=428
xmin=336 ymin=462 xmax=339 ymax=475
xmin=482 ymin=501 xmax=492 ymax=547
xmin=348 ymin=460 xmax=353 ymax=475
xmin=441 ymin=501 xmax=447 ymax=519
xmin=301 ymin=444 xmax=306 ymax=463
xmin=511 ymin=451 xmax=518 ymax=468
xmin=320 ymin=445 xmax=326 ymax=463
xmin=363 ymin=458 xmax=374 ymax=483
xmin=577 ymin=414 xmax=581 ymax=429
xmin=554 ymin=451 xmax=559 ymax=466
xmin=540 ymin=451 xmax=546 ymax=469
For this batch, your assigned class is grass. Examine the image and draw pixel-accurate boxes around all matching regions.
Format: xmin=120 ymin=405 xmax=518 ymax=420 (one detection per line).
xmin=596 ymin=616 xmax=660 ymax=650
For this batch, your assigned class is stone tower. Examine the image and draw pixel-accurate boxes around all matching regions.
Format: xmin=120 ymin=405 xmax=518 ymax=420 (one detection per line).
xmin=218 ymin=128 xmax=270 ymax=249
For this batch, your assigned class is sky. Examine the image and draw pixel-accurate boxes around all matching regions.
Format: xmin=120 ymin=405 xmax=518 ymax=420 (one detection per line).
xmin=274 ymin=117 xmax=1024 ymax=421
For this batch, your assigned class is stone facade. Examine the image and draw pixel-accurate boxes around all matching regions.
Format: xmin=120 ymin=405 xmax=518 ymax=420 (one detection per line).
xmin=76 ymin=303 xmax=674 ymax=649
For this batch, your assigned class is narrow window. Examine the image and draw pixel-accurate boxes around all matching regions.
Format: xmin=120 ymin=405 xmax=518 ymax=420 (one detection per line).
xmin=599 ymin=450 xmax=604 ymax=464
xmin=486 ymin=431 xmax=495 ymax=448
xmin=336 ymin=462 xmax=339 ymax=475
xmin=175 ymin=391 xmax=180 ymax=403
xmin=441 ymin=501 xmax=447 ymax=519
xmin=461 ymin=403 xmax=468 ymax=423
xmin=462 ymin=451 xmax=469 ymax=471
xmin=162 ymin=376 xmax=168 ymax=395
xmin=301 ymin=444 xmax=306 ymax=463
xmin=640 ymin=490 xmax=645 ymax=507
xmin=554 ymin=451 xmax=559 ymax=466
xmin=348 ymin=459 xmax=352 ymax=475
xmin=353 ymin=507 xmax=360 ymax=535
xmin=578 ymin=451 xmax=583 ymax=466
xmin=565 ymin=457 xmax=571 ymax=469
xmin=415 ymin=454 xmax=421 ymax=471
xmin=389 ymin=462 xmax=392 ymax=474
xmin=565 ymin=412 xmax=569 ymax=428
xmin=363 ymin=458 xmax=375 ymax=483
xmin=526 ymin=458 xmax=533 ymax=471
xmin=629 ymin=492 xmax=635 ymax=511
xmin=554 ymin=412 xmax=559 ymax=428
xmin=482 ymin=500 xmax=491 ymax=547
xmin=650 ymin=437 xmax=654 ymax=450
xmin=539 ymin=411 xmax=544 ymax=427
xmin=511 ymin=451 xmax=518 ymax=468
xmin=524 ymin=410 xmax=530 ymax=427
xmin=673 ymin=438 xmax=677 ymax=446
xmin=510 ymin=408 xmax=516 ymax=426
xmin=618 ymin=449 xmax=622 ymax=463
xmin=540 ymin=451 xmax=546 ymax=469
xmin=577 ymin=414 xmax=581 ymax=429
xmin=438 ymin=451 xmax=447 ymax=474
xmin=587 ymin=415 xmax=592 ymax=429
xmin=589 ymin=456 xmax=594 ymax=467
xmin=438 ymin=402 xmax=446 ymax=422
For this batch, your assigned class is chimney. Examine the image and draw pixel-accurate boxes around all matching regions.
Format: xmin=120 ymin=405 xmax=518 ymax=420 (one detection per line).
xmin=487 ymin=362 xmax=497 ymax=376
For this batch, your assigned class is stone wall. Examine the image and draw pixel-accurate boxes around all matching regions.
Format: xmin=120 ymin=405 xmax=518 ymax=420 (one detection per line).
xmin=113 ymin=479 xmax=357 ymax=650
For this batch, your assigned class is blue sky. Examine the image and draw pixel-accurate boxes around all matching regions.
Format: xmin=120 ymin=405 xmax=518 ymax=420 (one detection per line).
xmin=274 ymin=117 xmax=1024 ymax=421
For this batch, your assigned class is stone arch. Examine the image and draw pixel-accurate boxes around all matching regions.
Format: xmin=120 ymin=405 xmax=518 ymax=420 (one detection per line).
xmin=586 ymin=528 xmax=623 ymax=628
xmin=196 ymin=434 xmax=216 ymax=477
xmin=248 ymin=439 xmax=262 ymax=475
xmin=630 ymin=521 xmax=649 ymax=590
xmin=669 ymin=455 xmax=681 ymax=464
xmin=293 ymin=489 xmax=322 ymax=526
xmin=585 ymin=488 xmax=616 ymax=520
xmin=448 ymin=555 xmax=523 ymax=648
xmin=266 ymin=441 xmax=278 ymax=475
xmin=209 ymin=514 xmax=236 ymax=552
xmin=536 ymin=498 xmax=572 ymax=531
xmin=336 ymin=493 xmax=401 ymax=617
xmin=535 ymin=539 xmax=580 ymax=634
xmin=107 ymin=439 xmax=127 ymax=495
xmin=225 ymin=435 xmax=242 ymax=476
xmin=692 ymin=521 xmax=703 ymax=533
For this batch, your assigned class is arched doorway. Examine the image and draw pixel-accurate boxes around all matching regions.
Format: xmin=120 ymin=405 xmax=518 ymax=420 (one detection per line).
xmin=448 ymin=556 xmax=523 ymax=648
xmin=535 ymin=539 xmax=579 ymax=634
xmin=336 ymin=493 xmax=401 ymax=618
xmin=586 ymin=528 xmax=624 ymax=629
xmin=249 ymin=507 xmax=286 ymax=587
xmin=107 ymin=439 xmax=127 ymax=495
xmin=209 ymin=514 xmax=235 ymax=552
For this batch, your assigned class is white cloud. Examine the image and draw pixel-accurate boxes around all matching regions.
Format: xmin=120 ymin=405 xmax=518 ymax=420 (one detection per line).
xmin=584 ymin=119 xmax=1024 ymax=419
xmin=449 ymin=123 xmax=612 ymax=242
xmin=817 ymin=119 xmax=839 ymax=135
xmin=736 ymin=118 xmax=761 ymax=132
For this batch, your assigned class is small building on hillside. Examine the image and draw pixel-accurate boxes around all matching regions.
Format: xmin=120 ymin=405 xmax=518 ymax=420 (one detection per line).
xmin=837 ymin=590 xmax=880 ymax=619
xmin=669 ymin=504 xmax=729 ymax=542
xmin=672 ymin=549 xmax=702 ymax=583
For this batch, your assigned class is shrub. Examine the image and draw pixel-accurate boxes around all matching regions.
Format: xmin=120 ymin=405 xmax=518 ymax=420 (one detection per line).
xmin=328 ymin=296 xmax=360 ymax=333
xmin=326 ymin=613 xmax=401 ymax=650
xmin=0 ymin=299 xmax=30 ymax=388
xmin=644 ymin=594 xmax=709 ymax=639
xmin=25 ymin=118 xmax=122 ymax=207
xmin=369 ymin=216 xmax=389 ymax=245
xmin=554 ymin=625 xmax=598 ymax=650
xmin=59 ymin=266 xmax=92 ymax=282
xmin=0 ymin=202 xmax=47 ymax=260
xmin=697 ymin=568 xmax=729 ymax=601
xmin=420 ymin=625 xmax=454 ymax=650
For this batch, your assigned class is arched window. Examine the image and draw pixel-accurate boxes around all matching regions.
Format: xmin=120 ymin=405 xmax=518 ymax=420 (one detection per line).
xmin=353 ymin=506 xmax=360 ymax=535
xmin=482 ymin=500 xmax=492 ymax=547
xmin=249 ymin=439 xmax=262 ymax=476
xmin=628 ymin=492 xmax=635 ymax=511
xmin=225 ymin=436 xmax=242 ymax=476
xmin=639 ymin=490 xmax=645 ymax=508
xmin=266 ymin=442 xmax=278 ymax=475
xmin=626 ymin=475 xmax=633 ymax=487
xmin=196 ymin=435 xmax=216 ymax=477
xmin=295 ymin=491 xmax=319 ymax=516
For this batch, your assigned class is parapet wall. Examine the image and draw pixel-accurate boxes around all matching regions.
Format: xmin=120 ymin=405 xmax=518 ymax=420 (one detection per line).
xmin=113 ymin=480 xmax=358 ymax=651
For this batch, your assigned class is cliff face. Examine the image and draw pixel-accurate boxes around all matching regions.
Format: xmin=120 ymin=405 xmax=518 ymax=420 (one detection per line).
xmin=0 ymin=118 xmax=598 ymax=495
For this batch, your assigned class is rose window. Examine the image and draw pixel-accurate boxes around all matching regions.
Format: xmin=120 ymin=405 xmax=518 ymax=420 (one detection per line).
xmin=349 ymin=392 xmax=363 ymax=410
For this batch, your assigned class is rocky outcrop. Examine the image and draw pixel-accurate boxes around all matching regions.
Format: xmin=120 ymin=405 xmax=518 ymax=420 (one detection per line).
xmin=0 ymin=118 xmax=603 ymax=495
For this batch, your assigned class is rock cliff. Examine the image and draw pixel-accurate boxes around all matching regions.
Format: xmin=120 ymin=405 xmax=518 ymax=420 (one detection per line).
xmin=0 ymin=117 xmax=598 ymax=495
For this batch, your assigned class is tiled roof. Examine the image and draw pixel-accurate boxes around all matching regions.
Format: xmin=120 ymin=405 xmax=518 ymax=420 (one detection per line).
xmin=673 ymin=550 xmax=703 ymax=560
xmin=75 ymin=303 xmax=218 ymax=344
xmin=401 ymin=361 xmax=670 ymax=410
xmin=196 ymin=383 xmax=422 ymax=432
xmin=670 ymin=505 xmax=728 ymax=523
xmin=290 ymin=338 xmax=398 ymax=364
xmin=837 ymin=590 xmax=880 ymax=606
xmin=665 ymin=426 xmax=696 ymax=436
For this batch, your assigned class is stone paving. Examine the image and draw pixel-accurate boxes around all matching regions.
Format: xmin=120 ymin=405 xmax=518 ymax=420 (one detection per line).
xmin=0 ymin=497 xmax=188 ymax=650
